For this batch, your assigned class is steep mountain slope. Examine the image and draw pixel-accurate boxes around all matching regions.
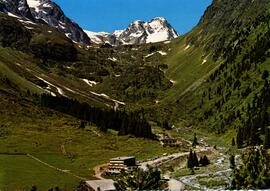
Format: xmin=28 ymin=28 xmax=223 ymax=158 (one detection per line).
xmin=26 ymin=0 xmax=90 ymax=44
xmin=137 ymin=0 xmax=270 ymax=143
xmin=0 ymin=0 xmax=90 ymax=44
xmin=181 ymin=0 xmax=270 ymax=147
xmin=0 ymin=10 xmax=174 ymax=121
xmin=188 ymin=0 xmax=270 ymax=60
xmin=85 ymin=17 xmax=179 ymax=45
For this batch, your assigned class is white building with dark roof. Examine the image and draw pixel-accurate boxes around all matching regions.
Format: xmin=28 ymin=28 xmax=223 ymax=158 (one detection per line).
xmin=108 ymin=156 xmax=137 ymax=173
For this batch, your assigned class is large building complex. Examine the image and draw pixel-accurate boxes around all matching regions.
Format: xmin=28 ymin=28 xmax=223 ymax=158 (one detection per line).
xmin=108 ymin=156 xmax=137 ymax=173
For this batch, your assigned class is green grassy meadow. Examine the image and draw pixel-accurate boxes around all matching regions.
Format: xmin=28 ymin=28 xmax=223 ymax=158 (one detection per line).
xmin=162 ymin=37 xmax=218 ymax=103
xmin=0 ymin=91 xmax=177 ymax=190
xmin=0 ymin=155 xmax=77 ymax=191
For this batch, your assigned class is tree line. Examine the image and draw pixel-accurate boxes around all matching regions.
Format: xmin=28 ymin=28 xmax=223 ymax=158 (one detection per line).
xmin=40 ymin=94 xmax=153 ymax=138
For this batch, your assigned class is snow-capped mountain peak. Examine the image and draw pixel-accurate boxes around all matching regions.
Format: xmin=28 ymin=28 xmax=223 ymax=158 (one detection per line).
xmin=85 ymin=17 xmax=179 ymax=45
xmin=153 ymin=17 xmax=166 ymax=22
xmin=1 ymin=0 xmax=90 ymax=44
xmin=26 ymin=0 xmax=90 ymax=44
xmin=1 ymin=0 xmax=177 ymax=46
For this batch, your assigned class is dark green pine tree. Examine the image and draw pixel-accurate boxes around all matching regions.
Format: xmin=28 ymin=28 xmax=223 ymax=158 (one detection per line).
xmin=236 ymin=127 xmax=244 ymax=148
xmin=192 ymin=133 xmax=198 ymax=147
xmin=200 ymin=155 xmax=210 ymax=166
xmin=262 ymin=70 xmax=269 ymax=80
xmin=232 ymin=137 xmax=236 ymax=146
xmin=193 ymin=152 xmax=199 ymax=167
xmin=30 ymin=186 xmax=37 ymax=191
xmin=79 ymin=121 xmax=85 ymax=129
xmin=187 ymin=150 xmax=194 ymax=169
xmin=230 ymin=155 xmax=235 ymax=169
xmin=264 ymin=126 xmax=270 ymax=149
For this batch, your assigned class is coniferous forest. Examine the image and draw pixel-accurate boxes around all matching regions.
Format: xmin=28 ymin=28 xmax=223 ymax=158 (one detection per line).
xmin=40 ymin=94 xmax=153 ymax=138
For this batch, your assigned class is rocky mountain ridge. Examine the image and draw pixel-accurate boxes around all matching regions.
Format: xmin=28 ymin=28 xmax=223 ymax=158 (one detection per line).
xmin=0 ymin=0 xmax=179 ymax=46
xmin=0 ymin=0 xmax=90 ymax=44
xmin=85 ymin=17 xmax=179 ymax=45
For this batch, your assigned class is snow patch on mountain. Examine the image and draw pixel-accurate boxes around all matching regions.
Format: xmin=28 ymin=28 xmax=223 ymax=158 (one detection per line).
xmin=82 ymin=79 xmax=98 ymax=87
xmin=108 ymin=57 xmax=118 ymax=62
xmin=146 ymin=31 xmax=169 ymax=43
xmin=84 ymin=31 xmax=109 ymax=44
xmin=157 ymin=51 xmax=167 ymax=56
xmin=26 ymin=0 xmax=41 ymax=11
xmin=7 ymin=12 xmax=21 ymax=18
xmin=145 ymin=51 xmax=167 ymax=58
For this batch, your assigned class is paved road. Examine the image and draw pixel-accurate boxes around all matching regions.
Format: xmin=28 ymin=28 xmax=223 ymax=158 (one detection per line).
xmin=140 ymin=147 xmax=213 ymax=170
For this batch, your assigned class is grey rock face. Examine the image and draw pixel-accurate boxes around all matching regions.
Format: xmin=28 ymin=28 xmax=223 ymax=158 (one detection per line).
xmin=1 ymin=0 xmax=90 ymax=44
xmin=86 ymin=17 xmax=179 ymax=45
xmin=1 ymin=0 xmax=34 ymax=19
xmin=26 ymin=0 xmax=90 ymax=44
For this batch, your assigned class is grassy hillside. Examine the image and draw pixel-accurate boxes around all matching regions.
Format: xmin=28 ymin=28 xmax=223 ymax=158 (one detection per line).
xmin=0 ymin=155 xmax=77 ymax=191
xmin=0 ymin=12 xmax=222 ymax=123
xmin=0 ymin=17 xmax=180 ymax=189
xmin=163 ymin=37 xmax=218 ymax=103
xmin=183 ymin=0 xmax=270 ymax=147
xmin=0 ymin=87 xmax=177 ymax=190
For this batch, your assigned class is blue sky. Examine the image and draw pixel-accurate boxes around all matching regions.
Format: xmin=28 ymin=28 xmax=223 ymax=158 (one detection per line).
xmin=53 ymin=0 xmax=212 ymax=35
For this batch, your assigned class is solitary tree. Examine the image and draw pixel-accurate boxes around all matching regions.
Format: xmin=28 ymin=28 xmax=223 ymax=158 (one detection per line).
xmin=187 ymin=150 xmax=194 ymax=168
xmin=79 ymin=121 xmax=86 ymax=129
xmin=192 ymin=133 xmax=198 ymax=147
xmin=264 ymin=127 xmax=270 ymax=149
xmin=48 ymin=187 xmax=61 ymax=191
xmin=236 ymin=128 xmax=244 ymax=148
xmin=30 ymin=186 xmax=37 ymax=191
xmin=262 ymin=70 xmax=269 ymax=80
xmin=230 ymin=155 xmax=236 ymax=169
xmin=232 ymin=137 xmax=236 ymax=146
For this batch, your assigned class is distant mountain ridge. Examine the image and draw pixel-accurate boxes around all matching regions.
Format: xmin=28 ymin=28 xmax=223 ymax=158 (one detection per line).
xmin=85 ymin=17 xmax=179 ymax=45
xmin=0 ymin=0 xmax=179 ymax=46
xmin=0 ymin=0 xmax=179 ymax=45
